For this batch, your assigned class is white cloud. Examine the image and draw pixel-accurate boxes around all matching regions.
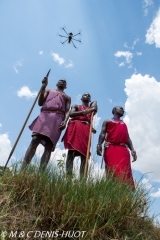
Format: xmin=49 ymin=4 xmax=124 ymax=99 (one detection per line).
xmin=50 ymin=52 xmax=74 ymax=68
xmin=146 ymin=8 xmax=160 ymax=47
xmin=119 ymin=62 xmax=125 ymax=67
xmin=123 ymin=74 xmax=160 ymax=182
xmin=124 ymin=39 xmax=139 ymax=50
xmin=0 ymin=123 xmax=2 ymax=128
xmin=115 ymin=51 xmax=133 ymax=63
xmin=50 ymin=52 xmax=65 ymax=65
xmin=17 ymin=86 xmax=38 ymax=100
xmin=117 ymin=40 xmax=141 ymax=68
xmin=143 ymin=0 xmax=153 ymax=16
xmin=132 ymin=38 xmax=139 ymax=48
xmin=39 ymin=51 xmax=43 ymax=55
xmin=141 ymin=178 xmax=153 ymax=190
xmin=151 ymin=188 xmax=160 ymax=198
xmin=141 ymin=178 xmax=160 ymax=199
xmin=114 ymin=51 xmax=133 ymax=67
xmin=13 ymin=59 xmax=23 ymax=73
xmin=65 ymin=60 xmax=73 ymax=68
xmin=93 ymin=114 xmax=101 ymax=129
xmin=76 ymin=94 xmax=82 ymax=104
xmin=0 ymin=132 xmax=12 ymax=166
xmin=136 ymin=52 xmax=142 ymax=56
xmin=108 ymin=98 xmax=113 ymax=104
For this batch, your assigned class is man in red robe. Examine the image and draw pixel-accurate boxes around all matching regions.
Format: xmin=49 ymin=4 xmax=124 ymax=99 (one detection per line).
xmin=62 ymin=93 xmax=97 ymax=178
xmin=97 ymin=106 xmax=137 ymax=189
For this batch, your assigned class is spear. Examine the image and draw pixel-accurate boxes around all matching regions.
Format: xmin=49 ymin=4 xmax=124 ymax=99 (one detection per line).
xmin=84 ymin=112 xmax=94 ymax=178
xmin=3 ymin=69 xmax=51 ymax=172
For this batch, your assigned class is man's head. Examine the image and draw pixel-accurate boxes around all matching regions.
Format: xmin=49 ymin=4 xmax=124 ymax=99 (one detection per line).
xmin=56 ymin=79 xmax=67 ymax=89
xmin=112 ymin=106 xmax=125 ymax=117
xmin=81 ymin=92 xmax=91 ymax=102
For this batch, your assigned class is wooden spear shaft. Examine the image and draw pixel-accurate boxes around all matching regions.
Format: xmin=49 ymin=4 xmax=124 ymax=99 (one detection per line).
xmin=3 ymin=69 xmax=51 ymax=171
xmin=84 ymin=112 xmax=94 ymax=178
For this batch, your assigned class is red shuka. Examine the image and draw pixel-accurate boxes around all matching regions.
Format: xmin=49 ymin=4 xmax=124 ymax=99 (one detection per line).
xmin=104 ymin=119 xmax=135 ymax=188
xmin=62 ymin=105 xmax=92 ymax=156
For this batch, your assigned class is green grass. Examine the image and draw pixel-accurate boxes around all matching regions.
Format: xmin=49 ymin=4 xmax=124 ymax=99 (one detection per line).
xmin=0 ymin=163 xmax=160 ymax=240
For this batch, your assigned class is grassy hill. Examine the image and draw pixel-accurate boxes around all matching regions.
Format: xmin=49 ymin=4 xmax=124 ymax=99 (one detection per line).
xmin=0 ymin=164 xmax=160 ymax=240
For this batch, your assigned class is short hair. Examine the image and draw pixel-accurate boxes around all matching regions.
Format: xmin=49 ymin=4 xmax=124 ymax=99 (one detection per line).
xmin=82 ymin=92 xmax=91 ymax=97
xmin=81 ymin=92 xmax=91 ymax=102
xmin=112 ymin=107 xmax=116 ymax=115
xmin=59 ymin=78 xmax=66 ymax=82
xmin=112 ymin=106 xmax=121 ymax=115
xmin=112 ymin=106 xmax=125 ymax=115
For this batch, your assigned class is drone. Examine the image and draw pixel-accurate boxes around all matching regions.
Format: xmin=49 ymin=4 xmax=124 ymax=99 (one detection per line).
xmin=59 ymin=28 xmax=81 ymax=48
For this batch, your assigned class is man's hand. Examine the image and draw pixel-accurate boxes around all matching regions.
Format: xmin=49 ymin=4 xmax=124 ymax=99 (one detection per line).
xmin=131 ymin=150 xmax=137 ymax=162
xmin=42 ymin=77 xmax=48 ymax=89
xmin=83 ymin=107 xmax=97 ymax=115
xmin=92 ymin=128 xmax=96 ymax=134
xmin=97 ymin=144 xmax=102 ymax=156
xmin=89 ymin=106 xmax=97 ymax=115
xmin=59 ymin=121 xmax=66 ymax=130
xmin=90 ymin=101 xmax=98 ymax=114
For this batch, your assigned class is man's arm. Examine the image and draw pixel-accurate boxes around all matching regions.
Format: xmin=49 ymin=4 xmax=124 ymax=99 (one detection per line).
xmin=38 ymin=77 xmax=50 ymax=106
xmin=69 ymin=104 xmax=82 ymax=117
xmin=69 ymin=104 xmax=96 ymax=118
xmin=90 ymin=101 xmax=98 ymax=115
xmin=128 ymin=135 xmax=137 ymax=162
xmin=59 ymin=95 xmax=71 ymax=130
xmin=97 ymin=119 xmax=110 ymax=156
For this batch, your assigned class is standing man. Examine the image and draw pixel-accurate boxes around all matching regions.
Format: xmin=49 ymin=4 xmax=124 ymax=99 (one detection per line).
xmin=22 ymin=77 xmax=71 ymax=171
xmin=62 ymin=93 xmax=97 ymax=178
xmin=97 ymin=106 xmax=137 ymax=189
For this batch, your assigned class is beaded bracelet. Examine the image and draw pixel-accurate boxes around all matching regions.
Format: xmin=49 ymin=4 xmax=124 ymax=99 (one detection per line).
xmin=97 ymin=144 xmax=102 ymax=150
xmin=82 ymin=109 xmax=87 ymax=115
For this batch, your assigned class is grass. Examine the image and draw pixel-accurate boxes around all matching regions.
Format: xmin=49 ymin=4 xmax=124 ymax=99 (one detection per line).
xmin=0 ymin=163 xmax=160 ymax=240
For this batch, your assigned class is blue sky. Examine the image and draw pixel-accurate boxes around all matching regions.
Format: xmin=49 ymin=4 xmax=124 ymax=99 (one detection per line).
xmin=0 ymin=0 xmax=160 ymax=221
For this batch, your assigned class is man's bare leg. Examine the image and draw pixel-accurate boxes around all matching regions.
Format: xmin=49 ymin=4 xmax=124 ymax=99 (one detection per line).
xmin=21 ymin=136 xmax=41 ymax=170
xmin=40 ymin=139 xmax=53 ymax=171
xmin=66 ymin=150 xmax=76 ymax=177
xmin=80 ymin=155 xmax=87 ymax=179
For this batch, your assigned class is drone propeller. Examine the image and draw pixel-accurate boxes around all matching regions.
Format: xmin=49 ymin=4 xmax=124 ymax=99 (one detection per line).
xmin=62 ymin=27 xmax=69 ymax=36
xmin=61 ymin=39 xmax=68 ymax=44
xmin=72 ymin=38 xmax=81 ymax=42
xmin=71 ymin=40 xmax=77 ymax=48
xmin=59 ymin=35 xmax=68 ymax=38
xmin=73 ymin=32 xmax=81 ymax=37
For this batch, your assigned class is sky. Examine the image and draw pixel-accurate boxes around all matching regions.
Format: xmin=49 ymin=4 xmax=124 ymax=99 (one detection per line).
xmin=0 ymin=0 xmax=160 ymax=222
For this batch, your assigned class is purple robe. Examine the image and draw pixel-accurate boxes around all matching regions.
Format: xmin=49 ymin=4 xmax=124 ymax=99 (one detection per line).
xmin=29 ymin=90 xmax=65 ymax=150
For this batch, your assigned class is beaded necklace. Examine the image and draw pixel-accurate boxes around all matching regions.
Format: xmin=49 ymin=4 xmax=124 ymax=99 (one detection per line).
xmin=112 ymin=117 xmax=123 ymax=123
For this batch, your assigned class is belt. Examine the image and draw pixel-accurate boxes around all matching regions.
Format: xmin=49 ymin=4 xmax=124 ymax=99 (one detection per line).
xmin=70 ymin=119 xmax=90 ymax=125
xmin=104 ymin=142 xmax=128 ymax=148
xmin=42 ymin=110 xmax=65 ymax=115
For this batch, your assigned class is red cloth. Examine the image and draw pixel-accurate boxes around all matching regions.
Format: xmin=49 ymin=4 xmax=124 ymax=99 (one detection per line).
xmin=104 ymin=119 xmax=135 ymax=188
xmin=62 ymin=105 xmax=92 ymax=156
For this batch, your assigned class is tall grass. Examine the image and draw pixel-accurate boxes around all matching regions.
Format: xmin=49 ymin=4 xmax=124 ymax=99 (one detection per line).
xmin=0 ymin=163 xmax=160 ymax=240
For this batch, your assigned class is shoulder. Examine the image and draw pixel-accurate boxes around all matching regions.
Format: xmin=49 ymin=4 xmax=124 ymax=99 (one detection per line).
xmin=63 ymin=92 xmax=71 ymax=101
xmin=43 ymin=89 xmax=50 ymax=98
xmin=102 ymin=118 xmax=111 ymax=127
xmin=71 ymin=104 xmax=78 ymax=109
xmin=45 ymin=89 xmax=53 ymax=94
xmin=67 ymin=95 xmax=71 ymax=101
xmin=71 ymin=104 xmax=79 ymax=108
